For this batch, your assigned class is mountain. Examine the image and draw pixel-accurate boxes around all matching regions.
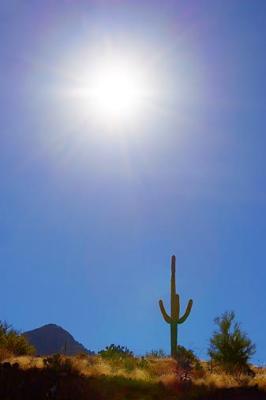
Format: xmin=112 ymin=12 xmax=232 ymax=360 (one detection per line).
xmin=23 ymin=323 xmax=94 ymax=356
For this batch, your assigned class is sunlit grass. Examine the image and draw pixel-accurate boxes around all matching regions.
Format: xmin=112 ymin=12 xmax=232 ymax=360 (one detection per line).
xmin=4 ymin=354 xmax=266 ymax=390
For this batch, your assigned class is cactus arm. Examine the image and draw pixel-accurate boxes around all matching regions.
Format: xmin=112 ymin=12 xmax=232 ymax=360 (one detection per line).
xmin=178 ymin=299 xmax=193 ymax=324
xmin=159 ymin=300 xmax=172 ymax=324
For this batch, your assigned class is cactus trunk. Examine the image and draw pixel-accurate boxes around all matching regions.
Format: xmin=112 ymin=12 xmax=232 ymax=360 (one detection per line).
xmin=171 ymin=323 xmax=177 ymax=359
xmin=159 ymin=255 xmax=193 ymax=359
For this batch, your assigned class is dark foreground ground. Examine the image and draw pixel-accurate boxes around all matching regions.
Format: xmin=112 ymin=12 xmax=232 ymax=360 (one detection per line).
xmin=1 ymin=362 xmax=265 ymax=400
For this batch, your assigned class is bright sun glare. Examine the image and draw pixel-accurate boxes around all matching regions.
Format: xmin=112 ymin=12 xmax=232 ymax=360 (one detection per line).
xmin=81 ymin=57 xmax=151 ymax=122
xmin=92 ymin=64 xmax=143 ymax=118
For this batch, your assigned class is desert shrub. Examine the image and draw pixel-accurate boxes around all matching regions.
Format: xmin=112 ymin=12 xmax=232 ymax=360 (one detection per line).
xmin=176 ymin=345 xmax=198 ymax=369
xmin=43 ymin=353 xmax=78 ymax=375
xmin=123 ymin=356 xmax=137 ymax=372
xmin=0 ymin=322 xmax=35 ymax=357
xmin=137 ymin=356 xmax=150 ymax=369
xmin=75 ymin=353 xmax=98 ymax=370
xmin=208 ymin=311 xmax=255 ymax=378
xmin=174 ymin=345 xmax=205 ymax=381
xmin=0 ymin=347 xmax=13 ymax=362
xmin=146 ymin=349 xmax=167 ymax=358
xmin=99 ymin=344 xmax=133 ymax=360
xmin=193 ymin=360 xmax=205 ymax=379
xmin=99 ymin=344 xmax=137 ymax=372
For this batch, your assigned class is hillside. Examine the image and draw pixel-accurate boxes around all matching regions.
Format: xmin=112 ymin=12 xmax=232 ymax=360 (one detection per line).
xmin=1 ymin=354 xmax=266 ymax=400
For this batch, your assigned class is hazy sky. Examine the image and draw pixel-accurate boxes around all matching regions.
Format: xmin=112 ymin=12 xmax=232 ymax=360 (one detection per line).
xmin=1 ymin=0 xmax=266 ymax=363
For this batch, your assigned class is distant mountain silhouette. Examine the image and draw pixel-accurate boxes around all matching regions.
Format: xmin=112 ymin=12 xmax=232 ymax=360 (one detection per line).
xmin=24 ymin=323 xmax=94 ymax=356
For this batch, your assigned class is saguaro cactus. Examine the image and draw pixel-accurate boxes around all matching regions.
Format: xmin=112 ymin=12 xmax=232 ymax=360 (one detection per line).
xmin=159 ymin=255 xmax=193 ymax=359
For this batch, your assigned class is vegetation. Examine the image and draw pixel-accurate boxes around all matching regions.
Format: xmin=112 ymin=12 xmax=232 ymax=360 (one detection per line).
xmin=0 ymin=303 xmax=263 ymax=399
xmin=208 ymin=311 xmax=256 ymax=378
xmin=98 ymin=344 xmax=150 ymax=372
xmin=0 ymin=322 xmax=35 ymax=360
xmin=99 ymin=344 xmax=133 ymax=359
xmin=176 ymin=345 xmax=204 ymax=375
xmin=146 ymin=349 xmax=167 ymax=358
xmin=0 ymin=322 xmax=263 ymax=399
xmin=0 ymin=353 xmax=265 ymax=400
xmin=159 ymin=255 xmax=193 ymax=358
xmin=43 ymin=353 xmax=78 ymax=375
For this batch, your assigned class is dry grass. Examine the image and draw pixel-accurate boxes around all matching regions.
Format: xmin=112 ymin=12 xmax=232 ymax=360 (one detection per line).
xmin=4 ymin=354 xmax=178 ymax=383
xmin=253 ymin=367 xmax=266 ymax=390
xmin=3 ymin=353 xmax=266 ymax=390
xmin=193 ymin=372 xmax=241 ymax=388
xmin=71 ymin=355 xmax=158 ymax=381
xmin=5 ymin=355 xmax=44 ymax=369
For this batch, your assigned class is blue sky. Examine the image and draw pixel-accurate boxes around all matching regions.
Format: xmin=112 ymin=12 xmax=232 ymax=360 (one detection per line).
xmin=1 ymin=0 xmax=266 ymax=364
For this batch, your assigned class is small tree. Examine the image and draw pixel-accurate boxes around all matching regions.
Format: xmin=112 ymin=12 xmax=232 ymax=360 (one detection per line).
xmin=0 ymin=321 xmax=35 ymax=359
xmin=208 ymin=311 xmax=255 ymax=377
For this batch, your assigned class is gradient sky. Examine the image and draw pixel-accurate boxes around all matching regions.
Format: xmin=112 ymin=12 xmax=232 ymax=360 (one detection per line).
xmin=1 ymin=0 xmax=266 ymax=364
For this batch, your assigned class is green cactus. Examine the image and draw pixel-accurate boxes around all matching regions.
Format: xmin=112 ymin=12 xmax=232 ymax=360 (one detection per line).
xmin=159 ymin=255 xmax=193 ymax=359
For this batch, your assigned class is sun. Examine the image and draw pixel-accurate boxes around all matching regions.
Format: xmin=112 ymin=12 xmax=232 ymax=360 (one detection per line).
xmin=92 ymin=64 xmax=142 ymax=118
xmin=86 ymin=57 xmax=151 ymax=122
xmin=60 ymin=49 xmax=155 ymax=127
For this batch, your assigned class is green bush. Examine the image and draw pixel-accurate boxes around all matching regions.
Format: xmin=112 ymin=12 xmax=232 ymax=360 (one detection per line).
xmin=208 ymin=311 xmax=255 ymax=377
xmin=0 ymin=322 xmax=35 ymax=358
xmin=99 ymin=344 xmax=137 ymax=372
xmin=99 ymin=344 xmax=133 ymax=360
